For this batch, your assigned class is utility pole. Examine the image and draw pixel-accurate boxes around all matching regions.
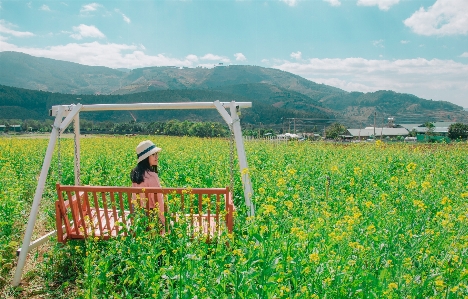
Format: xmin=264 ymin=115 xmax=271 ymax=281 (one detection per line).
xmin=359 ymin=121 xmax=362 ymax=140
xmin=374 ymin=111 xmax=376 ymax=138
xmin=381 ymin=116 xmax=384 ymax=140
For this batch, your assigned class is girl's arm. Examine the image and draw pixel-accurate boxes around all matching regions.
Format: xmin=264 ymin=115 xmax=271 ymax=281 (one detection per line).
xmin=152 ymin=173 xmax=166 ymax=230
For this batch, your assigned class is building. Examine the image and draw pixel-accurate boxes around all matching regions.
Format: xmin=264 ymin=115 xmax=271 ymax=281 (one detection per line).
xmin=0 ymin=125 xmax=21 ymax=132
xmin=347 ymin=127 xmax=409 ymax=140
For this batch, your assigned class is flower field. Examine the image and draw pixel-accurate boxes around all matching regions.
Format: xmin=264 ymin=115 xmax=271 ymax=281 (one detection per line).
xmin=1 ymin=136 xmax=467 ymax=298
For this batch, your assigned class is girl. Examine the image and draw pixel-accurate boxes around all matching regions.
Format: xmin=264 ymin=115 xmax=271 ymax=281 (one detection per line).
xmin=130 ymin=140 xmax=165 ymax=231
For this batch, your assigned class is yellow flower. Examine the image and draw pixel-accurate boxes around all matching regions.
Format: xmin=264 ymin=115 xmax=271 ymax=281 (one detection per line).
xmin=262 ymin=204 xmax=277 ymax=215
xmin=441 ymin=196 xmax=450 ymax=205
xmin=309 ymin=252 xmax=319 ymax=263
xmin=284 ymin=200 xmax=293 ymax=209
xmin=366 ymin=224 xmax=376 ymax=234
xmin=406 ymin=162 xmax=417 ymax=172
xmin=413 ymin=200 xmax=427 ymax=212
xmin=407 ymin=180 xmax=417 ymax=189
xmin=331 ymin=165 xmax=338 ymax=172
xmin=323 ymin=277 xmax=332 ymax=286
xmin=277 ymin=178 xmax=286 ymax=186
xmin=421 ymin=181 xmax=431 ymax=191
xmin=365 ymin=201 xmax=374 ymax=208
xmin=434 ymin=277 xmax=445 ymax=290
xmin=388 ymin=282 xmax=398 ymax=290
xmin=461 ymin=268 xmax=468 ymax=277
xmin=353 ymin=167 xmax=362 ymax=175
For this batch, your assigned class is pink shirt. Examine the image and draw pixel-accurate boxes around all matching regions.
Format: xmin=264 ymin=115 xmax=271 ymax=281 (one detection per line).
xmin=132 ymin=171 xmax=162 ymax=209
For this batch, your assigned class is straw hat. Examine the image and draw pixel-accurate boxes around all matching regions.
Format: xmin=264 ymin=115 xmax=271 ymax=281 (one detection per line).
xmin=136 ymin=140 xmax=162 ymax=163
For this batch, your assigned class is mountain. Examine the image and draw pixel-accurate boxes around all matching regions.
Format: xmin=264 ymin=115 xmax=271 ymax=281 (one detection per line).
xmin=0 ymin=51 xmax=466 ymax=126
xmin=0 ymin=51 xmax=125 ymax=94
xmin=319 ymin=90 xmax=465 ymax=124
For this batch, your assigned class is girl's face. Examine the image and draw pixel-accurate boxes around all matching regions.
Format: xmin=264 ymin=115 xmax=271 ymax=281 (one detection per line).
xmin=149 ymin=152 xmax=159 ymax=166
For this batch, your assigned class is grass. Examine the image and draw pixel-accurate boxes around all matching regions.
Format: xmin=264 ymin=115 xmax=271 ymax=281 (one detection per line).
xmin=0 ymin=136 xmax=467 ymax=298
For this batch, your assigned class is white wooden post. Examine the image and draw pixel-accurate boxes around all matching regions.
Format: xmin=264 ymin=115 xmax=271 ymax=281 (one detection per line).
xmin=73 ymin=113 xmax=81 ymax=185
xmin=230 ymin=101 xmax=255 ymax=217
xmin=12 ymin=106 xmax=64 ymax=286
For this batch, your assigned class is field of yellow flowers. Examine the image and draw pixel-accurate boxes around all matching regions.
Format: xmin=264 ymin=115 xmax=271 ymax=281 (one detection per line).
xmin=1 ymin=136 xmax=467 ymax=298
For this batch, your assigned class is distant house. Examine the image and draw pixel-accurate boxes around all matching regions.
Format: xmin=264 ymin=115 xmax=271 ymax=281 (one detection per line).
xmin=347 ymin=127 xmax=409 ymax=140
xmin=399 ymin=124 xmax=424 ymax=132
xmin=277 ymin=133 xmax=300 ymax=139
xmin=401 ymin=122 xmax=456 ymax=137
xmin=0 ymin=125 xmax=22 ymax=132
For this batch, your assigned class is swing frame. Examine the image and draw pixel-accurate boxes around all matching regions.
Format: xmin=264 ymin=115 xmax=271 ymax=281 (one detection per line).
xmin=13 ymin=100 xmax=254 ymax=286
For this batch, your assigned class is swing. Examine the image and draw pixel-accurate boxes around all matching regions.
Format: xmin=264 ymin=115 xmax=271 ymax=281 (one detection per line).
xmin=13 ymin=101 xmax=255 ymax=286
xmin=54 ymin=185 xmax=234 ymax=242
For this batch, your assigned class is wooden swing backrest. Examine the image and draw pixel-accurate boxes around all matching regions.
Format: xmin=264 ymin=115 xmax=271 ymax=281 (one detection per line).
xmin=55 ymin=184 xmax=234 ymax=243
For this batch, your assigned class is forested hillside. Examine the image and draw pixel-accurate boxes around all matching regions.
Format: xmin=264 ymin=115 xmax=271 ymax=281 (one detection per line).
xmin=0 ymin=85 xmax=333 ymax=126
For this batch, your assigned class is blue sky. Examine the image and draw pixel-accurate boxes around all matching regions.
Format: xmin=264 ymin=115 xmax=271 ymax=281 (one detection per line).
xmin=0 ymin=0 xmax=467 ymax=107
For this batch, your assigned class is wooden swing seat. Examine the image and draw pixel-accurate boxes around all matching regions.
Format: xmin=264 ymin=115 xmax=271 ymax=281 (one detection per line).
xmin=55 ymin=184 xmax=234 ymax=243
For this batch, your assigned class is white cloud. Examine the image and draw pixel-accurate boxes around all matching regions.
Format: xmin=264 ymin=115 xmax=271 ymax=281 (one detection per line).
xmin=273 ymin=57 xmax=468 ymax=107
xmin=324 ymin=0 xmax=341 ymax=6
xmin=80 ymin=3 xmax=102 ymax=14
xmin=400 ymin=40 xmax=410 ymax=44
xmin=234 ymin=52 xmax=246 ymax=61
xmin=290 ymin=51 xmax=302 ymax=60
xmin=40 ymin=4 xmax=50 ymax=11
xmin=357 ymin=0 xmax=399 ymax=11
xmin=281 ymin=0 xmax=298 ymax=7
xmin=27 ymin=2 xmax=32 ymax=8
xmin=461 ymin=52 xmax=468 ymax=57
xmin=261 ymin=59 xmax=269 ymax=63
xmin=70 ymin=24 xmax=105 ymax=40
xmin=372 ymin=39 xmax=384 ymax=48
xmin=122 ymin=14 xmax=131 ymax=24
xmin=404 ymin=0 xmax=468 ymax=36
xmin=115 ymin=9 xmax=131 ymax=24
xmin=0 ymin=39 xmax=205 ymax=69
xmin=200 ymin=53 xmax=230 ymax=63
xmin=186 ymin=54 xmax=198 ymax=62
xmin=0 ymin=20 xmax=34 ymax=37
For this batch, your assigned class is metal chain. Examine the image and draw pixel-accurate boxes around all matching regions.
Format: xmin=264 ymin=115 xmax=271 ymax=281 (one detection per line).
xmin=229 ymin=124 xmax=235 ymax=196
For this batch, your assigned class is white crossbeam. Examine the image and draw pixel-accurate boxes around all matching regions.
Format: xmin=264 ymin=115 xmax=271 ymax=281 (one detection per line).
xmin=50 ymin=102 xmax=252 ymax=116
